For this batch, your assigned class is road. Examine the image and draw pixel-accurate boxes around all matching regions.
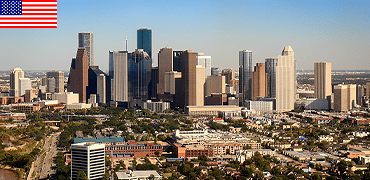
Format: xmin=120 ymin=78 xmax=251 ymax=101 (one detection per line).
xmin=28 ymin=132 xmax=60 ymax=180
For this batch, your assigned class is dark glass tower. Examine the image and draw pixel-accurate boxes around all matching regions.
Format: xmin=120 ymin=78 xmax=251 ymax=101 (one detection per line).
xmin=239 ymin=50 xmax=252 ymax=106
xmin=265 ymin=58 xmax=278 ymax=98
xmin=137 ymin=27 xmax=152 ymax=58
xmin=78 ymin=32 xmax=93 ymax=66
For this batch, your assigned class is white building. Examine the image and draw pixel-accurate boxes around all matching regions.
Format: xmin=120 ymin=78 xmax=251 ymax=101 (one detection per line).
xmin=236 ymin=149 xmax=275 ymax=163
xmin=110 ymin=51 xmax=128 ymax=102
xmin=71 ymin=143 xmax=105 ymax=180
xmin=246 ymin=100 xmax=274 ymax=112
xmin=276 ymin=46 xmax=295 ymax=112
xmin=359 ymin=155 xmax=370 ymax=165
xmin=19 ymin=78 xmax=31 ymax=97
xmin=116 ymin=170 xmax=161 ymax=180
xmin=66 ymin=103 xmax=92 ymax=110
xmin=10 ymin=68 xmax=24 ymax=97
xmin=143 ymin=100 xmax=170 ymax=112
xmin=353 ymin=131 xmax=370 ymax=138
xmin=52 ymin=92 xmax=79 ymax=104
xmin=318 ymin=135 xmax=333 ymax=142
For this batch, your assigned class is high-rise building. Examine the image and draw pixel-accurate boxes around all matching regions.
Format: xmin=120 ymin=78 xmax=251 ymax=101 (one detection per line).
xmin=252 ymin=63 xmax=265 ymax=100
xmin=175 ymin=50 xmax=197 ymax=107
xmin=356 ymin=84 xmax=364 ymax=106
xmin=265 ymin=58 xmax=277 ymax=98
xmin=110 ymin=51 xmax=128 ymax=102
xmin=128 ymin=49 xmax=152 ymax=107
xmin=221 ymin=69 xmax=235 ymax=84
xmin=19 ymin=78 xmax=31 ymax=97
xmin=314 ymin=62 xmax=332 ymax=99
xmin=164 ymin=71 xmax=182 ymax=94
xmin=87 ymin=66 xmax=107 ymax=104
xmin=78 ymin=32 xmax=93 ymax=66
xmin=10 ymin=68 xmax=24 ymax=97
xmin=158 ymin=47 xmax=173 ymax=94
xmin=205 ymin=75 xmax=226 ymax=97
xmin=211 ymin=67 xmax=220 ymax=76
xmin=196 ymin=65 xmax=206 ymax=106
xmin=67 ymin=48 xmax=89 ymax=103
xmin=71 ymin=143 xmax=105 ymax=180
xmin=46 ymin=78 xmax=55 ymax=93
xmin=47 ymin=70 xmax=64 ymax=93
xmin=239 ymin=50 xmax=252 ymax=106
xmin=137 ymin=27 xmax=152 ymax=58
xmin=334 ymin=84 xmax=356 ymax=112
xmin=148 ymin=67 xmax=158 ymax=99
xmin=366 ymin=82 xmax=370 ymax=97
xmin=196 ymin=53 xmax=211 ymax=77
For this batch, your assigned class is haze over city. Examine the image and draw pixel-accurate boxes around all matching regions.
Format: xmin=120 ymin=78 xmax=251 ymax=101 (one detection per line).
xmin=0 ymin=0 xmax=369 ymax=71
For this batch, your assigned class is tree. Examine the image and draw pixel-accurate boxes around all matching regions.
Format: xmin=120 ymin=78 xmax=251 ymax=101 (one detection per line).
xmin=77 ymin=170 xmax=88 ymax=180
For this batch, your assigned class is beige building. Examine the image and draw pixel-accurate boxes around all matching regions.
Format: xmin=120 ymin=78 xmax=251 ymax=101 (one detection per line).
xmin=157 ymin=47 xmax=173 ymax=94
xmin=276 ymin=46 xmax=295 ymax=112
xmin=314 ymin=62 xmax=332 ymax=99
xmin=366 ymin=82 xmax=370 ymax=97
xmin=221 ymin=69 xmax=235 ymax=84
xmin=25 ymin=89 xmax=39 ymax=102
xmin=205 ymin=75 xmax=225 ymax=97
xmin=185 ymin=105 xmax=241 ymax=116
xmin=111 ymin=51 xmax=128 ymax=102
xmin=47 ymin=70 xmax=65 ymax=93
xmin=252 ymin=63 xmax=265 ymax=100
xmin=52 ymin=92 xmax=79 ymax=104
xmin=334 ymin=84 xmax=356 ymax=112
xmin=164 ymin=71 xmax=181 ymax=94
xmin=196 ymin=66 xmax=206 ymax=106
xmin=10 ymin=68 xmax=24 ymax=97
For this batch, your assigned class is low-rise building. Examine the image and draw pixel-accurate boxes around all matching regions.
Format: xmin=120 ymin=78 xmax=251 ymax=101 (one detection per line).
xmin=318 ymin=135 xmax=333 ymax=142
xmin=143 ymin=100 xmax=170 ymax=112
xmin=116 ymin=170 xmax=161 ymax=180
xmin=236 ymin=149 xmax=275 ymax=163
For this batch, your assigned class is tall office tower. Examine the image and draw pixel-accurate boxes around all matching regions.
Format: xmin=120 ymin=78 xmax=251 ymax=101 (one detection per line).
xmin=87 ymin=66 xmax=107 ymax=104
xmin=67 ymin=48 xmax=89 ymax=103
xmin=175 ymin=50 xmax=197 ymax=107
xmin=334 ymin=84 xmax=356 ymax=112
xmin=239 ymin=50 xmax=252 ymax=106
xmin=196 ymin=53 xmax=211 ymax=77
xmin=71 ymin=143 xmax=105 ymax=180
xmin=221 ymin=69 xmax=235 ymax=84
xmin=78 ymin=32 xmax=93 ymax=66
xmin=265 ymin=58 xmax=277 ymax=98
xmin=137 ymin=27 xmax=152 ymax=58
xmin=205 ymin=75 xmax=226 ymax=96
xmin=158 ymin=47 xmax=173 ymax=94
xmin=128 ymin=49 xmax=152 ymax=107
xmin=10 ymin=68 xmax=24 ymax=97
xmin=314 ymin=62 xmax=332 ymax=99
xmin=148 ymin=67 xmax=158 ymax=99
xmin=366 ymin=82 xmax=370 ymax=97
xmin=173 ymin=51 xmax=183 ymax=72
xmin=252 ymin=63 xmax=266 ymax=101
xmin=110 ymin=51 xmax=128 ymax=102
xmin=275 ymin=46 xmax=295 ymax=112
xmin=46 ymin=78 xmax=56 ymax=93
xmin=196 ymin=66 xmax=206 ymax=106
xmin=19 ymin=78 xmax=31 ymax=97
xmin=47 ymin=70 xmax=64 ymax=93
xmin=211 ymin=67 xmax=221 ymax=76
xmin=164 ymin=71 xmax=182 ymax=94
xmin=356 ymin=84 xmax=364 ymax=106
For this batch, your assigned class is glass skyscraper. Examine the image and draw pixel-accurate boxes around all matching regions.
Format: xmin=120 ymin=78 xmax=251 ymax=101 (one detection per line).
xmin=239 ymin=50 xmax=252 ymax=106
xmin=265 ymin=57 xmax=278 ymax=98
xmin=78 ymin=32 xmax=93 ymax=66
xmin=137 ymin=27 xmax=152 ymax=58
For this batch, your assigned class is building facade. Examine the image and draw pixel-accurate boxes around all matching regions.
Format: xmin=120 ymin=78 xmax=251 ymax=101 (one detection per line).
xmin=334 ymin=84 xmax=356 ymax=112
xmin=265 ymin=58 xmax=277 ymax=98
xmin=137 ymin=27 xmax=152 ymax=58
xmin=196 ymin=53 xmax=212 ymax=77
xmin=110 ymin=51 xmax=129 ymax=102
xmin=71 ymin=143 xmax=105 ymax=180
xmin=276 ymin=46 xmax=295 ymax=112
xmin=67 ymin=48 xmax=89 ymax=103
xmin=87 ymin=66 xmax=107 ymax=104
xmin=47 ymin=70 xmax=64 ymax=93
xmin=252 ymin=63 xmax=266 ymax=100
xmin=78 ymin=32 xmax=93 ymax=66
xmin=239 ymin=50 xmax=253 ymax=106
xmin=10 ymin=68 xmax=24 ymax=97
xmin=314 ymin=62 xmax=332 ymax=99
xmin=205 ymin=75 xmax=226 ymax=97
xmin=157 ymin=47 xmax=173 ymax=94
xmin=196 ymin=66 xmax=206 ymax=106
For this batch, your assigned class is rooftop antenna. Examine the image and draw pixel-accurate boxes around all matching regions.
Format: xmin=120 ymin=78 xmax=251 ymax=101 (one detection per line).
xmin=125 ymin=31 xmax=128 ymax=51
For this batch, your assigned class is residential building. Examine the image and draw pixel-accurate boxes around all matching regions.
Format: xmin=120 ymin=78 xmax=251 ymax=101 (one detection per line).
xmin=276 ymin=46 xmax=295 ymax=112
xmin=334 ymin=84 xmax=356 ymax=112
xmin=236 ymin=149 xmax=275 ymax=163
xmin=67 ymin=48 xmax=89 ymax=103
xmin=314 ymin=62 xmax=332 ymax=99
xmin=10 ymin=68 xmax=24 ymax=97
xmin=252 ymin=63 xmax=265 ymax=100
xmin=196 ymin=53 xmax=211 ymax=77
xmin=46 ymin=70 xmax=64 ymax=93
xmin=78 ymin=32 xmax=93 ymax=66
xmin=137 ymin=27 xmax=152 ymax=58
xmin=71 ymin=142 xmax=105 ymax=180
xmin=239 ymin=50 xmax=252 ymax=106
xmin=318 ymin=135 xmax=333 ymax=142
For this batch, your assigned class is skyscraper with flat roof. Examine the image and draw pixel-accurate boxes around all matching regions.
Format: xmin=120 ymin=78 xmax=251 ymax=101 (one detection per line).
xmin=265 ymin=58 xmax=277 ymax=98
xmin=47 ymin=70 xmax=64 ymax=93
xmin=67 ymin=48 xmax=89 ymax=103
xmin=137 ymin=27 xmax=152 ymax=58
xmin=158 ymin=47 xmax=173 ymax=94
xmin=334 ymin=84 xmax=356 ymax=112
xmin=71 ymin=143 xmax=105 ymax=180
xmin=276 ymin=46 xmax=295 ymax=112
xmin=78 ymin=32 xmax=93 ymax=66
xmin=239 ymin=50 xmax=252 ymax=106
xmin=252 ymin=63 xmax=265 ymax=101
xmin=10 ymin=68 xmax=24 ymax=97
xmin=87 ymin=66 xmax=107 ymax=104
xmin=110 ymin=50 xmax=128 ymax=102
xmin=196 ymin=65 xmax=206 ymax=106
xmin=314 ymin=62 xmax=332 ymax=99
xmin=196 ymin=53 xmax=211 ymax=77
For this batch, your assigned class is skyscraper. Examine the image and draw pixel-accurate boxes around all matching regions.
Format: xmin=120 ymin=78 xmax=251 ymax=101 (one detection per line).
xmin=175 ymin=50 xmax=197 ymax=107
xmin=276 ymin=46 xmax=295 ymax=112
xmin=110 ymin=50 xmax=128 ymax=102
xmin=196 ymin=65 xmax=206 ymax=106
xmin=137 ymin=27 xmax=152 ymax=58
xmin=158 ymin=47 xmax=173 ymax=94
xmin=47 ymin=70 xmax=64 ymax=93
xmin=314 ymin=62 xmax=332 ymax=99
xmin=196 ymin=53 xmax=211 ymax=77
xmin=356 ymin=84 xmax=364 ymax=106
xmin=265 ymin=58 xmax=277 ymax=98
xmin=10 ymin=68 xmax=24 ymax=97
xmin=87 ymin=66 xmax=107 ymax=104
xmin=221 ymin=69 xmax=235 ymax=84
xmin=128 ymin=49 xmax=152 ymax=107
xmin=252 ymin=63 xmax=265 ymax=101
xmin=67 ymin=48 xmax=89 ymax=103
xmin=239 ymin=50 xmax=252 ymax=106
xmin=205 ymin=75 xmax=226 ymax=97
xmin=78 ymin=32 xmax=94 ymax=66
xmin=19 ymin=78 xmax=31 ymax=97
xmin=71 ymin=143 xmax=105 ymax=180
xmin=334 ymin=84 xmax=356 ymax=112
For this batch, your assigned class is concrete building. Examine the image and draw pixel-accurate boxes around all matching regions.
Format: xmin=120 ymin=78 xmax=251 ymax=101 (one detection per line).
xmin=334 ymin=84 xmax=356 ymax=112
xmin=366 ymin=82 xmax=370 ymax=97
xmin=252 ymin=63 xmax=265 ymax=100
xmin=46 ymin=78 xmax=55 ymax=93
xmin=294 ymin=98 xmax=329 ymax=110
xmin=52 ymin=92 xmax=79 ymax=104
xmin=196 ymin=53 xmax=211 ymax=77
xmin=185 ymin=105 xmax=241 ymax=116
xmin=196 ymin=66 xmax=206 ymax=106
xmin=78 ymin=32 xmax=93 ymax=66
xmin=87 ymin=66 xmax=107 ymax=104
xmin=276 ymin=46 xmax=296 ymax=112
xmin=157 ymin=47 xmax=173 ymax=95
xmin=46 ymin=70 xmax=64 ymax=93
xmin=116 ymin=170 xmax=161 ymax=180
xmin=143 ymin=100 xmax=170 ymax=112
xmin=19 ymin=78 xmax=31 ymax=97
xmin=68 ymin=48 xmax=89 ymax=103
xmin=164 ymin=71 xmax=181 ymax=94
xmin=239 ymin=50 xmax=253 ymax=106
xmin=10 ymin=68 xmax=24 ymax=97
xmin=314 ymin=62 xmax=332 ymax=99
xmin=137 ymin=27 xmax=152 ymax=58
xmin=205 ymin=75 xmax=226 ymax=97
xmin=66 ymin=103 xmax=91 ymax=110
xmin=71 ymin=143 xmax=105 ymax=180
xmin=110 ymin=50 xmax=128 ymax=102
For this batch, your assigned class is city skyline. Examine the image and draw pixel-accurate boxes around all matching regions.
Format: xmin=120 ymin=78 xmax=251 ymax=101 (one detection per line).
xmin=0 ymin=0 xmax=369 ymax=71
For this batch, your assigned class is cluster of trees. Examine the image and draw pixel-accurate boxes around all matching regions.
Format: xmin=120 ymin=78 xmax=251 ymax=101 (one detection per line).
xmin=0 ymin=147 xmax=39 ymax=172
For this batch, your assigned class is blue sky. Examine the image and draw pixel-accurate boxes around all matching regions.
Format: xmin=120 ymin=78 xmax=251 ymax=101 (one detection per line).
xmin=0 ymin=0 xmax=369 ymax=71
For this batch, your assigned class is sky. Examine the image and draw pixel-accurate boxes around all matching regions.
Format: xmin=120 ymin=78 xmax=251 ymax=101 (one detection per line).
xmin=0 ymin=0 xmax=369 ymax=71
